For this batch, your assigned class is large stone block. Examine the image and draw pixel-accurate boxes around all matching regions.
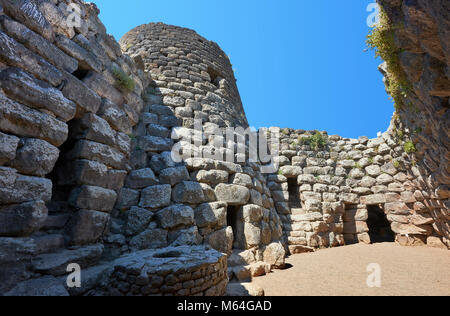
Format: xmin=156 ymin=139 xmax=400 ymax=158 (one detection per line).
xmin=137 ymin=135 xmax=173 ymax=152
xmin=0 ymin=168 xmax=52 ymax=204
xmin=129 ymin=228 xmax=168 ymax=250
xmin=71 ymin=114 xmax=117 ymax=148
xmin=159 ymin=166 xmax=190 ymax=186
xmin=0 ymin=14 xmax=77 ymax=73
xmin=31 ymin=244 xmax=104 ymax=276
xmin=58 ymin=160 xmax=126 ymax=190
xmin=0 ymin=200 xmax=47 ymax=237
xmin=156 ymin=204 xmax=195 ymax=229
xmin=4 ymin=276 xmax=69 ymax=297
xmin=263 ymin=242 xmax=286 ymax=268
xmin=115 ymin=187 xmax=140 ymax=210
xmin=10 ymin=138 xmax=59 ymax=176
xmin=66 ymin=210 xmax=110 ymax=245
xmin=0 ymin=30 xmax=62 ymax=86
xmin=125 ymin=207 xmax=153 ymax=236
xmin=139 ymin=184 xmax=172 ymax=209
xmin=68 ymin=140 xmax=127 ymax=170
xmin=360 ymin=194 xmax=386 ymax=205
xmin=69 ymin=185 xmax=117 ymax=213
xmin=172 ymin=181 xmax=206 ymax=204
xmin=97 ymin=99 xmax=132 ymax=134
xmin=194 ymin=202 xmax=227 ymax=229
xmin=1 ymin=0 xmax=54 ymax=41
xmin=0 ymin=67 xmax=76 ymax=121
xmin=206 ymin=227 xmax=233 ymax=255
xmin=55 ymin=34 xmax=102 ymax=73
xmin=61 ymin=72 xmax=102 ymax=114
xmin=195 ymin=169 xmax=229 ymax=185
xmin=125 ymin=168 xmax=158 ymax=189
xmin=391 ymin=223 xmax=433 ymax=236
xmin=215 ymin=184 xmax=250 ymax=206
xmin=0 ymin=132 xmax=19 ymax=164
xmin=0 ymin=93 xmax=68 ymax=147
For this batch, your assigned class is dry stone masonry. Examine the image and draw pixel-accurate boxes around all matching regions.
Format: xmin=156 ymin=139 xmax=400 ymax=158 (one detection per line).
xmin=0 ymin=0 xmax=448 ymax=296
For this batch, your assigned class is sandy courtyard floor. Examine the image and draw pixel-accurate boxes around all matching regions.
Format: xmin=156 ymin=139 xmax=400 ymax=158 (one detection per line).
xmin=251 ymin=243 xmax=450 ymax=296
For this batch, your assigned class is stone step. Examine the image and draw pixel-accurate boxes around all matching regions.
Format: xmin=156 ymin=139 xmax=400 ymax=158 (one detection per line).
xmin=291 ymin=208 xmax=305 ymax=215
xmin=42 ymin=214 xmax=70 ymax=230
xmin=32 ymin=234 xmax=65 ymax=255
xmin=31 ymin=244 xmax=104 ymax=276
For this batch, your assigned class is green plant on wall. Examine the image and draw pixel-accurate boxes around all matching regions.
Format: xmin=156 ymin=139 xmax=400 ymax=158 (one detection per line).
xmin=366 ymin=5 xmax=412 ymax=110
xmin=404 ymin=140 xmax=416 ymax=154
xmin=299 ymin=131 xmax=328 ymax=151
xmin=112 ymin=66 xmax=135 ymax=93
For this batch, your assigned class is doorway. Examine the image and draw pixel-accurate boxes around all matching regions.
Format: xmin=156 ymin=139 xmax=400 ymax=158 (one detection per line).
xmin=367 ymin=205 xmax=395 ymax=243
xmin=287 ymin=178 xmax=301 ymax=208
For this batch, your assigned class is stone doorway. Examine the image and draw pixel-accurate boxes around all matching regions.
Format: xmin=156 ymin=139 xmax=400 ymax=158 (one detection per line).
xmin=227 ymin=205 xmax=245 ymax=249
xmin=287 ymin=178 xmax=301 ymax=208
xmin=367 ymin=205 xmax=395 ymax=243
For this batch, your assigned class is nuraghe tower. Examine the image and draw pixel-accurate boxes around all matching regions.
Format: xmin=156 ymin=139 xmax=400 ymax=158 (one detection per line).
xmin=0 ymin=0 xmax=448 ymax=296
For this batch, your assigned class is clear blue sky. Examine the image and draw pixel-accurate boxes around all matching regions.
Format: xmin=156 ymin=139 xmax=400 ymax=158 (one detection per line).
xmin=93 ymin=0 xmax=393 ymax=139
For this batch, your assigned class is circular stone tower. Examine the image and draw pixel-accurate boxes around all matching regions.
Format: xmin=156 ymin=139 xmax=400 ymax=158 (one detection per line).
xmin=117 ymin=23 xmax=286 ymax=274
xmin=120 ymin=22 xmax=248 ymax=128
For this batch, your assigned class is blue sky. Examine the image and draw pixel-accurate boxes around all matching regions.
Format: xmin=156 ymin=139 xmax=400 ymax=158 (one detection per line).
xmin=93 ymin=0 xmax=392 ymax=139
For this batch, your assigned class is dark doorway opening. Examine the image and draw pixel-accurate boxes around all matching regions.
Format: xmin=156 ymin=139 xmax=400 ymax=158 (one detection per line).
xmin=227 ymin=205 xmax=244 ymax=249
xmin=287 ymin=178 xmax=301 ymax=208
xmin=367 ymin=205 xmax=395 ymax=243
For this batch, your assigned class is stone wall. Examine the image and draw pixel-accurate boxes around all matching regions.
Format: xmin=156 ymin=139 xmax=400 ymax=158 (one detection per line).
xmin=374 ymin=0 xmax=449 ymax=247
xmin=0 ymin=0 xmax=448 ymax=297
xmin=269 ymin=125 xmax=448 ymax=253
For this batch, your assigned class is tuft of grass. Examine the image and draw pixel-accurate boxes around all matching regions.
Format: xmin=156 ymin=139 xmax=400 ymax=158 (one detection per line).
xmin=366 ymin=5 xmax=412 ymax=110
xmin=404 ymin=140 xmax=416 ymax=154
xmin=355 ymin=163 xmax=363 ymax=169
xmin=300 ymin=131 xmax=328 ymax=151
xmin=393 ymin=160 xmax=400 ymax=169
xmin=111 ymin=67 xmax=135 ymax=93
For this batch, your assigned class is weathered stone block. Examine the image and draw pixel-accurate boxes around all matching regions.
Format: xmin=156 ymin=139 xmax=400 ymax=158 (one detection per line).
xmin=194 ymin=202 xmax=227 ymax=229
xmin=31 ymin=244 xmax=104 ymax=276
xmin=68 ymin=140 xmax=127 ymax=170
xmin=129 ymin=228 xmax=168 ymax=250
xmin=0 ymin=31 xmax=62 ymax=86
xmin=137 ymin=135 xmax=173 ymax=152
xmin=69 ymin=185 xmax=117 ymax=213
xmin=263 ymin=242 xmax=285 ymax=268
xmin=125 ymin=168 xmax=158 ymax=189
xmin=159 ymin=166 xmax=190 ymax=186
xmin=11 ymin=138 xmax=59 ymax=176
xmin=360 ymin=194 xmax=386 ymax=205
xmin=139 ymin=184 xmax=172 ymax=209
xmin=125 ymin=206 xmax=153 ymax=236
xmin=0 ymin=93 xmax=68 ymax=147
xmin=215 ymin=184 xmax=250 ymax=206
xmin=0 ymin=67 xmax=76 ymax=121
xmin=115 ymin=187 xmax=140 ymax=210
xmin=66 ymin=210 xmax=110 ymax=245
xmin=195 ymin=169 xmax=229 ymax=185
xmin=0 ymin=132 xmax=19 ymax=164
xmin=0 ymin=168 xmax=52 ymax=204
xmin=172 ymin=181 xmax=206 ymax=204
xmin=0 ymin=200 xmax=48 ymax=237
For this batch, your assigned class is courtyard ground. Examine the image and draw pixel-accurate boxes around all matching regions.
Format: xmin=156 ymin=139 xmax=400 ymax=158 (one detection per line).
xmin=251 ymin=243 xmax=450 ymax=296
